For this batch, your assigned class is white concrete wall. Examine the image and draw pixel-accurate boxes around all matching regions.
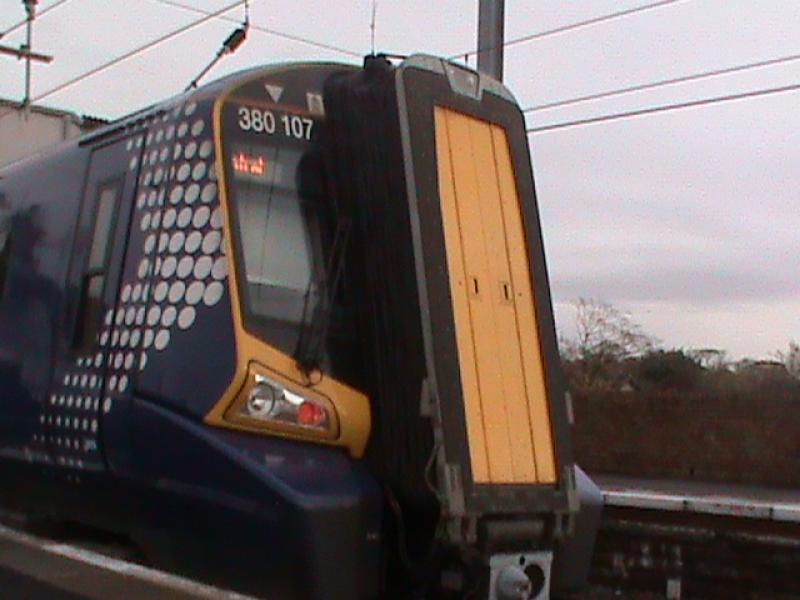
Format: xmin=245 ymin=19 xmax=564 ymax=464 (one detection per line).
xmin=0 ymin=109 xmax=82 ymax=167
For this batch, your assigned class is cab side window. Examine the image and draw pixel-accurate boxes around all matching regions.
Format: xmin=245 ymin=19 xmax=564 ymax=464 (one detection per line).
xmin=74 ymin=182 xmax=120 ymax=350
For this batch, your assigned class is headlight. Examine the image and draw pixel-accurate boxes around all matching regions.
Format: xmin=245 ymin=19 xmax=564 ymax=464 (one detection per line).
xmin=229 ymin=365 xmax=338 ymax=438
xmin=243 ymin=374 xmax=331 ymax=431
xmin=245 ymin=381 xmax=278 ymax=419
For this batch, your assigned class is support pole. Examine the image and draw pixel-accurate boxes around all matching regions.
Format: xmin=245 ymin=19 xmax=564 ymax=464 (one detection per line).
xmin=477 ymin=0 xmax=505 ymax=81
xmin=23 ymin=0 xmax=38 ymax=106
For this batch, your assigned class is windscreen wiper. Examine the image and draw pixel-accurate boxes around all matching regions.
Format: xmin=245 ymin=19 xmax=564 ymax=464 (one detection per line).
xmin=294 ymin=217 xmax=351 ymax=376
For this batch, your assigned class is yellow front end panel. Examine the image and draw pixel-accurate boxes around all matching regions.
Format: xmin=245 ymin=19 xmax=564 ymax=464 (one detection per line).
xmin=434 ymin=107 xmax=557 ymax=485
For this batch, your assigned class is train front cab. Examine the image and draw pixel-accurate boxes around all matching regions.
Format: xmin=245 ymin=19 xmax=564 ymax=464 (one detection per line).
xmin=204 ymin=55 xmax=579 ymax=597
xmin=132 ymin=56 xmax=579 ymax=597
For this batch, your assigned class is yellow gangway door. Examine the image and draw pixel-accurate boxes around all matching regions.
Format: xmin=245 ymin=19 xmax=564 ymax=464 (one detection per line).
xmin=434 ymin=106 xmax=557 ymax=485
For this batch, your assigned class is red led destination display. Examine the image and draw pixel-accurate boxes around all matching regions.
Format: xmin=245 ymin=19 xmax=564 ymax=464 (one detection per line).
xmin=232 ymin=151 xmax=268 ymax=182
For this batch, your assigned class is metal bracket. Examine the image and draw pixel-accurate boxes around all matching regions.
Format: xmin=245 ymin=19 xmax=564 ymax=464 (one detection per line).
xmin=444 ymin=462 xmax=466 ymax=516
xmin=565 ymin=465 xmax=580 ymax=514
xmin=446 ymin=514 xmax=478 ymax=546
xmin=549 ymin=465 xmax=579 ymax=539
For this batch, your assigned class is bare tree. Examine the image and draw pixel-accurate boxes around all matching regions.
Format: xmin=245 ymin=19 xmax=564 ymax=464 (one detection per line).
xmin=567 ymin=298 xmax=657 ymax=388
xmin=775 ymin=341 xmax=800 ymax=379
xmin=574 ymin=298 xmax=655 ymax=358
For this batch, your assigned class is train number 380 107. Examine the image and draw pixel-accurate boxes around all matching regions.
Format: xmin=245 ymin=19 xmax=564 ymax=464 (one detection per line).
xmin=237 ymin=106 xmax=313 ymax=140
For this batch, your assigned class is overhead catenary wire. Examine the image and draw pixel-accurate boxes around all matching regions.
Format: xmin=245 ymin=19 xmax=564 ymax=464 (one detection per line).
xmin=150 ymin=0 xmax=361 ymax=58
xmin=526 ymin=81 xmax=800 ymax=134
xmin=451 ymin=0 xmax=685 ymax=61
xmin=0 ymin=0 xmax=245 ymax=122
xmin=0 ymin=0 xmax=74 ymax=39
xmin=523 ymin=50 xmax=800 ymax=114
xmin=3 ymin=0 xmax=787 ymax=136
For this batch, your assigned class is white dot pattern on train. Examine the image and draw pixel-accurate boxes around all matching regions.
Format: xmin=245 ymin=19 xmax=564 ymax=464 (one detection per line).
xmin=32 ymin=99 xmax=226 ymax=479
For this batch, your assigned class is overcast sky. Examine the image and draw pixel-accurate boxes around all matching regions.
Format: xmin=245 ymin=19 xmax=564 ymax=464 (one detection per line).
xmin=1 ymin=0 xmax=798 ymax=359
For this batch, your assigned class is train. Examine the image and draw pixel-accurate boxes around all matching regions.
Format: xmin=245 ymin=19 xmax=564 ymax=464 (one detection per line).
xmin=0 ymin=54 xmax=598 ymax=599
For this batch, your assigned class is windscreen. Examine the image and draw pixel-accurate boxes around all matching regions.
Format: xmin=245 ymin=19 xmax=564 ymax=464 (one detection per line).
xmin=230 ymin=142 xmax=323 ymax=328
xmin=219 ymin=65 xmax=362 ymax=384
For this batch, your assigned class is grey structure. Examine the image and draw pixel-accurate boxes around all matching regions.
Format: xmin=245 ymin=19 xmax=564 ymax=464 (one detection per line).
xmin=0 ymin=99 xmax=104 ymax=168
